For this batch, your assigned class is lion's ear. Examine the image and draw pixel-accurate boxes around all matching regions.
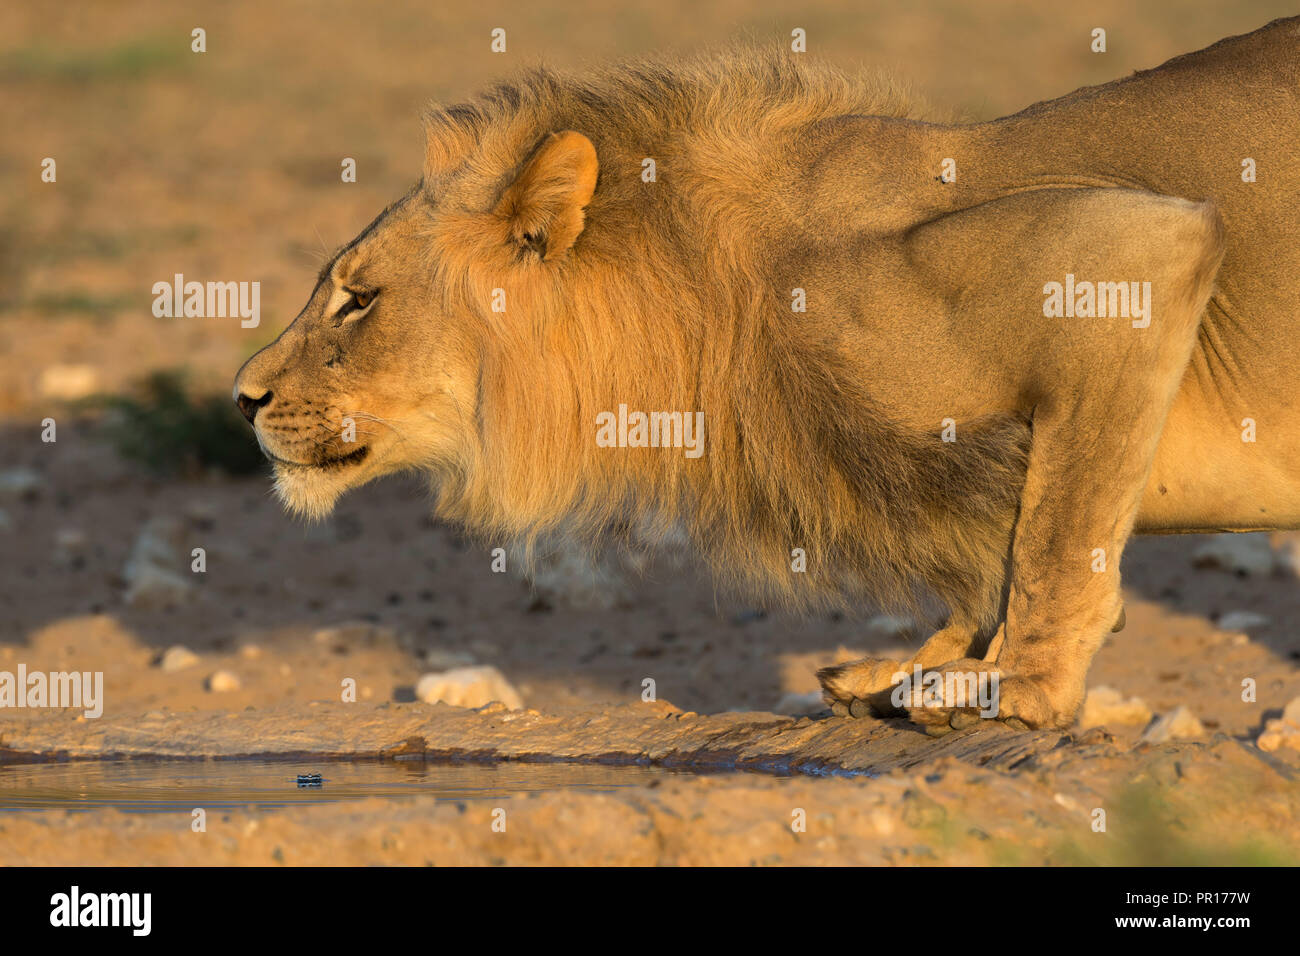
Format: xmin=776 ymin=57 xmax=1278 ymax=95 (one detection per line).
xmin=494 ymin=131 xmax=598 ymax=261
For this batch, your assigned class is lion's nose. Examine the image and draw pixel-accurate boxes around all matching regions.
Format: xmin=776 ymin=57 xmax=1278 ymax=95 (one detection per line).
xmin=235 ymin=389 xmax=273 ymax=424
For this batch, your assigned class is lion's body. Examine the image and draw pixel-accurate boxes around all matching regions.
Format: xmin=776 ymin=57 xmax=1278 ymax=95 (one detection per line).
xmin=236 ymin=17 xmax=1300 ymax=730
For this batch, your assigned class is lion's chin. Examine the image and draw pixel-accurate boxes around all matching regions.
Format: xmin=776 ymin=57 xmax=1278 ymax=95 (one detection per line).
xmin=271 ymin=458 xmax=370 ymax=521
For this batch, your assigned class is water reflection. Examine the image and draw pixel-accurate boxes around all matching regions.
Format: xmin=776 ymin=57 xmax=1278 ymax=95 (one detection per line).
xmin=0 ymin=759 xmax=678 ymax=812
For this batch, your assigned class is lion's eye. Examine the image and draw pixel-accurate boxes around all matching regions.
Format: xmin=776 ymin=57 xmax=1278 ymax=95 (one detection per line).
xmin=337 ymin=288 xmax=377 ymax=321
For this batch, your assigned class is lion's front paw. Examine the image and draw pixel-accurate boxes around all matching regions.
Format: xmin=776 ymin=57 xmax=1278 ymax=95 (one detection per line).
xmin=817 ymin=656 xmax=910 ymax=718
xmin=818 ymin=617 xmax=994 ymax=719
xmin=898 ymin=659 xmax=1058 ymax=736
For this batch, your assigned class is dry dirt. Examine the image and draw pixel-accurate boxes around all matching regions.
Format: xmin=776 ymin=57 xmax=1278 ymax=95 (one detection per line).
xmin=2 ymin=0 xmax=1300 ymax=866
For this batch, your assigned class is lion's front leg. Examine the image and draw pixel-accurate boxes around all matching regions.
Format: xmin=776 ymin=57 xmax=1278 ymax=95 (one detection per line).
xmin=882 ymin=189 xmax=1224 ymax=733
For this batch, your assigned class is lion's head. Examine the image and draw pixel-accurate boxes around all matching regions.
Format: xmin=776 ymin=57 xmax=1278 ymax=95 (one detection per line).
xmin=232 ymin=124 xmax=600 ymax=523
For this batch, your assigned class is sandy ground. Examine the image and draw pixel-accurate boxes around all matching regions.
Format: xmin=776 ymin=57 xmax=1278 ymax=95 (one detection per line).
xmin=2 ymin=432 xmax=1299 ymax=865
xmin=3 ymin=0 xmax=1300 ymax=865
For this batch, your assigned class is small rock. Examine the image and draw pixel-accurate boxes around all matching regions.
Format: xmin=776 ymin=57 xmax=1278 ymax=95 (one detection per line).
xmin=773 ymin=690 xmax=827 ymax=715
xmin=160 ymin=645 xmax=201 ymax=673
xmin=1139 ymin=705 xmax=1206 ymax=743
xmin=1079 ymin=686 xmax=1153 ymax=729
xmin=1216 ymin=610 xmax=1270 ymax=631
xmin=415 ymin=665 xmax=523 ymax=710
xmin=521 ymin=541 xmax=634 ymax=611
xmin=1191 ymin=533 xmax=1279 ymax=576
xmin=124 ymin=565 xmax=193 ymax=609
xmin=0 ymin=468 xmax=42 ymax=498
xmin=419 ymin=648 xmax=477 ymax=670
xmin=53 ymin=528 xmax=87 ymax=566
xmin=206 ymin=670 xmax=242 ymax=693
xmin=183 ymin=499 xmax=219 ymax=526
xmin=312 ymin=621 xmax=397 ymax=647
xmin=122 ymin=517 xmax=193 ymax=608
xmin=238 ymin=644 xmax=263 ymax=660
xmin=54 ymin=528 xmax=86 ymax=551
xmin=1256 ymin=697 xmax=1300 ymax=753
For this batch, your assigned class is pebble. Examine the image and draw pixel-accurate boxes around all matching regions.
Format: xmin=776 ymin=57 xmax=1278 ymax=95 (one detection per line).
xmin=523 ymin=544 xmax=633 ymax=610
xmin=0 ymin=468 xmax=42 ymax=498
xmin=206 ymin=670 xmax=242 ymax=693
xmin=122 ymin=516 xmax=193 ymax=608
xmin=419 ymin=648 xmax=477 ymax=670
xmin=1256 ymin=697 xmax=1300 ymax=753
xmin=311 ymin=621 xmax=397 ymax=647
xmin=415 ymin=665 xmax=523 ymax=710
xmin=1191 ymin=533 xmax=1280 ymax=576
xmin=1078 ymin=686 xmax=1153 ymax=729
xmin=1216 ymin=610 xmax=1270 ymax=631
xmin=124 ymin=565 xmax=193 ymax=609
xmin=53 ymin=528 xmax=87 ymax=566
xmin=1139 ymin=705 xmax=1206 ymax=743
xmin=160 ymin=645 xmax=201 ymax=673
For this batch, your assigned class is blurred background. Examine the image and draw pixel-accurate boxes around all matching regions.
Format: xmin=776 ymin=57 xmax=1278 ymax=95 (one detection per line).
xmin=1 ymin=0 xmax=1298 ymax=733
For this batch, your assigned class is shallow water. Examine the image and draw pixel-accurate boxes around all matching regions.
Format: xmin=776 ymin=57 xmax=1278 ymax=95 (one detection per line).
xmin=0 ymin=759 xmax=677 ymax=812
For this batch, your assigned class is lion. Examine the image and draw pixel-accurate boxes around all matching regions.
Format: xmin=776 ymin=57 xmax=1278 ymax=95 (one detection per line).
xmin=234 ymin=17 xmax=1300 ymax=733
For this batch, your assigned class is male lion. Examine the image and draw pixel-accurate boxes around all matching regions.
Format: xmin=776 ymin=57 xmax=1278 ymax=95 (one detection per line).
xmin=234 ymin=18 xmax=1300 ymax=733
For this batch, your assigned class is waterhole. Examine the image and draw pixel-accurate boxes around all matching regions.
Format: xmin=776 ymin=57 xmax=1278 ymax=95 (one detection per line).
xmin=0 ymin=759 xmax=685 ymax=813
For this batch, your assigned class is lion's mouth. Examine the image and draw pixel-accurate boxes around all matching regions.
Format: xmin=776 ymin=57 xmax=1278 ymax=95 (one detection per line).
xmin=265 ymin=445 xmax=370 ymax=471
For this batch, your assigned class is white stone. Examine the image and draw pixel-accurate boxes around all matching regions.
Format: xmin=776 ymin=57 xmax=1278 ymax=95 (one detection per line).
xmin=0 ymin=468 xmax=42 ymax=497
xmin=312 ymin=621 xmax=397 ymax=646
xmin=53 ymin=528 xmax=87 ymax=566
xmin=1139 ymin=705 xmax=1206 ymax=743
xmin=521 ymin=542 xmax=632 ymax=610
xmin=124 ymin=565 xmax=193 ymax=609
xmin=1256 ymin=697 xmax=1300 ymax=753
xmin=206 ymin=670 xmax=242 ymax=693
xmin=160 ymin=645 xmax=201 ymax=673
xmin=1079 ymin=686 xmax=1153 ymax=729
xmin=420 ymin=648 xmax=477 ymax=670
xmin=1191 ymin=533 xmax=1279 ymax=576
xmin=1216 ymin=610 xmax=1270 ymax=631
xmin=123 ymin=516 xmax=193 ymax=608
xmin=416 ymin=666 xmax=523 ymax=710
